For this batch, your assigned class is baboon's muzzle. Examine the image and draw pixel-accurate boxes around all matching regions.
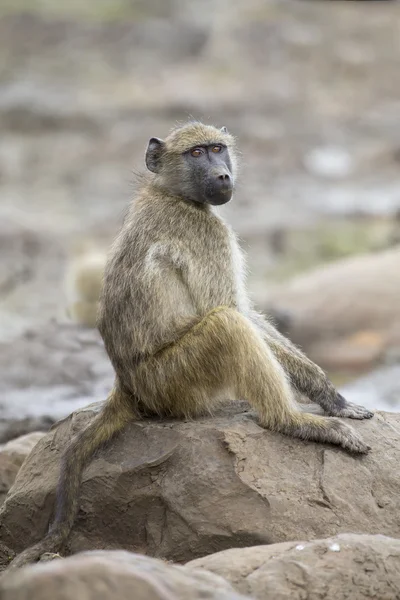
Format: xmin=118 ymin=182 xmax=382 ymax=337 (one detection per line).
xmin=207 ymin=170 xmax=233 ymax=205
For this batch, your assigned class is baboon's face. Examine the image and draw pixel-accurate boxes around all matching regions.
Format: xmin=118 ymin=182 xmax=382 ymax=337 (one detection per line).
xmin=145 ymin=128 xmax=235 ymax=206
xmin=181 ymin=144 xmax=233 ymax=206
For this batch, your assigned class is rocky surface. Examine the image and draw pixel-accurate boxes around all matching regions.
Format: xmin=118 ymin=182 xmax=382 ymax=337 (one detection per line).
xmin=0 ymin=416 xmax=53 ymax=446
xmin=188 ymin=533 xmax=400 ymax=600
xmin=0 ymin=432 xmax=45 ymax=506
xmin=0 ymin=402 xmax=399 ymax=563
xmin=263 ymin=247 xmax=400 ymax=372
xmin=0 ymin=550 xmax=248 ymax=600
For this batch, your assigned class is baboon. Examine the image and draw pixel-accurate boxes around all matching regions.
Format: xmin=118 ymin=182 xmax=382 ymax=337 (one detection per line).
xmin=64 ymin=240 xmax=107 ymax=328
xmin=8 ymin=121 xmax=373 ymax=570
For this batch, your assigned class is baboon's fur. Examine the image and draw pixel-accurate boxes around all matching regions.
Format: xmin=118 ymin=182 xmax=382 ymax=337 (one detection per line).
xmin=7 ymin=122 xmax=373 ymax=571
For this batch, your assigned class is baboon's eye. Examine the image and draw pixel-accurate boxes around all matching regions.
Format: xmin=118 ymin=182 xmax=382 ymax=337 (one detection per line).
xmin=211 ymin=145 xmax=222 ymax=153
xmin=191 ymin=148 xmax=203 ymax=157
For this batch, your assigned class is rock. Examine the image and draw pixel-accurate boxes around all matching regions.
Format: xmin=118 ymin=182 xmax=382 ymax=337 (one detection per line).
xmin=0 ymin=417 xmax=54 ymax=445
xmin=265 ymin=247 xmax=400 ymax=369
xmin=0 ymin=432 xmax=45 ymax=506
xmin=310 ymin=330 xmax=387 ymax=373
xmin=39 ymin=552 xmax=63 ymax=563
xmin=0 ymin=456 xmax=20 ymax=509
xmin=0 ymin=431 xmax=45 ymax=465
xmin=0 ymin=550 xmax=247 ymax=600
xmin=0 ymin=403 xmax=399 ymax=563
xmin=187 ymin=533 xmax=400 ymax=600
xmin=0 ymin=541 xmax=15 ymax=572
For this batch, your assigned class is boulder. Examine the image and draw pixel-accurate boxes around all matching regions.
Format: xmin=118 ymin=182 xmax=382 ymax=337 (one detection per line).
xmin=264 ymin=247 xmax=400 ymax=371
xmin=0 ymin=432 xmax=45 ymax=463
xmin=0 ymin=417 xmax=53 ymax=445
xmin=0 ymin=550 xmax=247 ymax=600
xmin=0 ymin=455 xmax=19 ymax=509
xmin=0 ymin=432 xmax=45 ymax=505
xmin=187 ymin=533 xmax=400 ymax=600
xmin=0 ymin=403 xmax=399 ymax=563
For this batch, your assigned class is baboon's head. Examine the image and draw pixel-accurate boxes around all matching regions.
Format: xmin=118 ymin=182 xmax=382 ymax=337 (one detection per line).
xmin=145 ymin=122 xmax=237 ymax=206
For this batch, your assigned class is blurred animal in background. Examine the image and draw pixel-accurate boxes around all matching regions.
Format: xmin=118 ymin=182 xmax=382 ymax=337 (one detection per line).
xmin=64 ymin=241 xmax=107 ymax=328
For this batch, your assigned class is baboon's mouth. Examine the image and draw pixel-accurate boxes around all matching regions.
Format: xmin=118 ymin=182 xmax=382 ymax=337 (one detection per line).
xmin=208 ymin=189 xmax=233 ymax=205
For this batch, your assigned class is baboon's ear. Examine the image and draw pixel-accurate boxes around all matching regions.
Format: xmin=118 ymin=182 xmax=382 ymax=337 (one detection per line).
xmin=220 ymin=126 xmax=228 ymax=133
xmin=145 ymin=137 xmax=165 ymax=173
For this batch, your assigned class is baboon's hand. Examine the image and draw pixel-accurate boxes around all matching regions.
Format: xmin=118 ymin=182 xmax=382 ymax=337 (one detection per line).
xmin=328 ymin=394 xmax=374 ymax=420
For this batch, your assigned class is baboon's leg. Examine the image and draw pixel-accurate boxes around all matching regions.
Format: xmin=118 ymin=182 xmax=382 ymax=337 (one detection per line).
xmin=133 ymin=307 xmax=370 ymax=453
xmin=269 ymin=337 xmax=373 ymax=419
xmin=249 ymin=311 xmax=373 ymax=420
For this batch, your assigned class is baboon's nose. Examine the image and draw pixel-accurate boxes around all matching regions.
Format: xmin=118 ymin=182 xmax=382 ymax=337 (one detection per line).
xmin=217 ymin=173 xmax=230 ymax=182
xmin=208 ymin=170 xmax=233 ymax=204
xmin=215 ymin=172 xmax=232 ymax=191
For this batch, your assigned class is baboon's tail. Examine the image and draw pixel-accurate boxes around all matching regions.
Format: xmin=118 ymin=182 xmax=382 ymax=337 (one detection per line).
xmin=7 ymin=389 xmax=135 ymax=571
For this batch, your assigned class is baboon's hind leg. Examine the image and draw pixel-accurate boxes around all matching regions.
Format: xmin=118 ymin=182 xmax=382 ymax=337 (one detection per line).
xmin=134 ymin=307 xmax=370 ymax=454
xmin=250 ymin=313 xmax=373 ymax=420
xmin=234 ymin=326 xmax=370 ymax=454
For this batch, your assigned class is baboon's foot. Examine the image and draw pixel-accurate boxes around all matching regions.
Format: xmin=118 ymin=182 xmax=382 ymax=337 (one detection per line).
xmin=327 ymin=394 xmax=374 ymax=420
xmin=330 ymin=419 xmax=371 ymax=454
xmin=270 ymin=413 xmax=371 ymax=454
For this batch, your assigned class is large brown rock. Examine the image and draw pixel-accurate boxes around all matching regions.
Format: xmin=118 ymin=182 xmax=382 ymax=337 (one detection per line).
xmin=264 ymin=247 xmax=400 ymax=371
xmin=187 ymin=533 xmax=400 ymax=600
xmin=0 ymin=403 xmax=399 ymax=563
xmin=0 ymin=432 xmax=45 ymax=506
xmin=0 ymin=550 xmax=248 ymax=600
xmin=0 ymin=417 xmax=53 ymax=445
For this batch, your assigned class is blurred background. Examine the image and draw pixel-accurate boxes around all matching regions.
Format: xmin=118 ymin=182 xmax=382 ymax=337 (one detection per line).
xmin=0 ymin=0 xmax=399 ymax=437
